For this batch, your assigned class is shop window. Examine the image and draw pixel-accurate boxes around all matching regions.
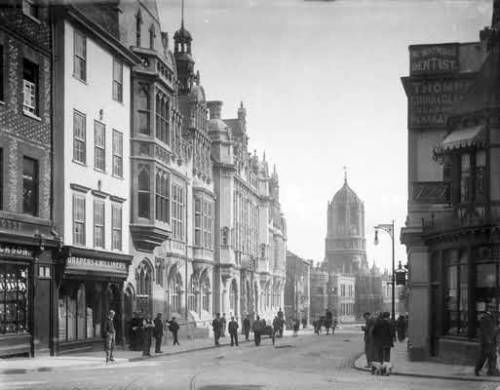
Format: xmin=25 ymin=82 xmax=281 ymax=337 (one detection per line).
xmin=58 ymin=283 xmax=96 ymax=342
xmin=112 ymin=58 xmax=123 ymax=102
xmin=22 ymin=156 xmax=38 ymax=216
xmin=111 ymin=203 xmax=122 ymax=251
xmin=23 ymin=59 xmax=38 ymax=116
xmin=138 ymin=167 xmax=150 ymax=218
xmin=93 ymin=199 xmax=105 ymax=248
xmin=112 ymin=130 xmax=123 ymax=178
xmin=73 ymin=30 xmax=87 ymax=82
xmin=73 ymin=194 xmax=86 ymax=245
xmin=73 ymin=110 xmax=86 ymax=164
xmin=137 ymin=87 xmax=150 ymax=135
xmin=155 ymin=169 xmax=169 ymax=223
xmin=94 ymin=121 xmax=105 ymax=171
xmin=444 ymin=250 xmax=468 ymax=336
xmin=0 ymin=264 xmax=28 ymax=334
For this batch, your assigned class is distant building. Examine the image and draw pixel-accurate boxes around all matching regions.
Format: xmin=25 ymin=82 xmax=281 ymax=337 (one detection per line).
xmin=400 ymin=2 xmax=492 ymax=362
xmin=285 ymin=251 xmax=311 ymax=328
xmin=311 ymin=175 xmax=383 ymax=322
xmin=310 ymin=265 xmax=328 ymax=322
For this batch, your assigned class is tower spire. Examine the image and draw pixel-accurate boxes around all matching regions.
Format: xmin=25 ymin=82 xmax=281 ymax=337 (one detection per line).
xmin=343 ymin=166 xmax=348 ymax=183
xmin=181 ymin=0 xmax=185 ymax=29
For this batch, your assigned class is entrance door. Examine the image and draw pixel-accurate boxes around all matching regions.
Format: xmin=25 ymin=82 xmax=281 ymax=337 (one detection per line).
xmin=34 ymin=278 xmax=52 ymax=355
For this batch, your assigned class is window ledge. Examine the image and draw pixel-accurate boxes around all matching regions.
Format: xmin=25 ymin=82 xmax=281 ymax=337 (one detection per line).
xmin=23 ymin=12 xmax=41 ymax=24
xmin=23 ymin=110 xmax=41 ymax=122
xmin=72 ymin=74 xmax=88 ymax=85
xmin=72 ymin=159 xmax=87 ymax=167
xmin=0 ymin=100 xmax=5 ymax=106
xmin=111 ymin=174 xmax=124 ymax=181
xmin=93 ymin=167 xmax=106 ymax=175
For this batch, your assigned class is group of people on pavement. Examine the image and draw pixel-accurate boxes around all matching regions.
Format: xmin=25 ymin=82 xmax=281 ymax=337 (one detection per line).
xmin=127 ymin=312 xmax=180 ymax=357
xmin=362 ymin=311 xmax=406 ymax=376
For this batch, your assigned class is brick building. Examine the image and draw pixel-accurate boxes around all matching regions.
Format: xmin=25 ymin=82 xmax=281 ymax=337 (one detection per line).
xmin=0 ymin=1 xmax=61 ymax=357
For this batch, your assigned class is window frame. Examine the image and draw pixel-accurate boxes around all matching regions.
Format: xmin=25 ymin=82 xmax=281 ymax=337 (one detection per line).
xmin=0 ymin=44 xmax=4 ymax=102
xmin=112 ymin=129 xmax=123 ymax=178
xmin=73 ymin=30 xmax=87 ymax=82
xmin=73 ymin=110 xmax=87 ymax=164
xmin=93 ymin=199 xmax=105 ymax=248
xmin=22 ymin=156 xmax=38 ymax=216
xmin=111 ymin=203 xmax=122 ymax=251
xmin=155 ymin=170 xmax=169 ymax=223
xmin=22 ymin=59 xmax=39 ymax=117
xmin=73 ymin=194 xmax=86 ymax=246
xmin=112 ymin=58 xmax=123 ymax=103
xmin=94 ymin=121 xmax=105 ymax=172
xmin=137 ymin=167 xmax=151 ymax=219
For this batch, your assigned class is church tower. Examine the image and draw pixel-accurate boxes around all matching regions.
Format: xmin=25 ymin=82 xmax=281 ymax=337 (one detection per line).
xmin=325 ymin=173 xmax=368 ymax=275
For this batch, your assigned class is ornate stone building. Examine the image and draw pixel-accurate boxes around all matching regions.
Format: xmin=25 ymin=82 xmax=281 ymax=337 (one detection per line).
xmin=209 ymin=101 xmax=286 ymax=323
xmin=311 ymin=175 xmax=383 ymax=322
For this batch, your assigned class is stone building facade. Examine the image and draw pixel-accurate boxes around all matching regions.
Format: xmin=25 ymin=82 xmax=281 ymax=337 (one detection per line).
xmin=0 ymin=1 xmax=61 ymax=357
xmin=400 ymin=2 xmax=493 ymax=362
xmin=284 ymin=251 xmax=311 ymax=328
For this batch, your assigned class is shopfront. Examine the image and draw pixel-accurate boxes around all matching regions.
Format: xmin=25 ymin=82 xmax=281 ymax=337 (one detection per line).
xmin=0 ymin=231 xmax=59 ymax=357
xmin=57 ymin=247 xmax=132 ymax=354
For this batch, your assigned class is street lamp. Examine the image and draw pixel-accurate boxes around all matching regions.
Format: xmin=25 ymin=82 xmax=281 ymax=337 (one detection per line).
xmin=374 ymin=220 xmax=395 ymax=321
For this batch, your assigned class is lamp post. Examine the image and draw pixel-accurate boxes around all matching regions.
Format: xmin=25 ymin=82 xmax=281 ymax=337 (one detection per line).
xmin=374 ymin=220 xmax=395 ymax=321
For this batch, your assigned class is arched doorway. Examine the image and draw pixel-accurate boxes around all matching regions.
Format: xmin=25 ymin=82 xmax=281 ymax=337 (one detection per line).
xmin=135 ymin=259 xmax=153 ymax=316
xmin=168 ymin=270 xmax=183 ymax=315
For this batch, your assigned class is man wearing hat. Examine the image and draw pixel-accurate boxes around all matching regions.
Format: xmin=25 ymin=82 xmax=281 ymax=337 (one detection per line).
xmin=104 ymin=310 xmax=116 ymax=363
xmin=475 ymin=303 xmax=499 ymax=376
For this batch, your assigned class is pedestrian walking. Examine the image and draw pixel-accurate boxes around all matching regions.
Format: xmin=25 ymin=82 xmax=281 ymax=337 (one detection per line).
xmin=104 ymin=310 xmax=116 ymax=363
xmin=221 ymin=313 xmax=227 ymax=337
xmin=371 ymin=312 xmax=394 ymax=375
xmin=212 ymin=313 xmax=221 ymax=346
xmin=325 ymin=309 xmax=333 ymax=335
xmin=301 ymin=316 xmax=307 ymax=329
xmin=153 ymin=313 xmax=164 ymax=353
xmin=228 ymin=316 xmax=239 ymax=346
xmin=396 ymin=315 xmax=406 ymax=342
xmin=253 ymin=315 xmax=263 ymax=346
xmin=129 ymin=312 xmax=141 ymax=351
xmin=361 ymin=312 xmax=374 ymax=368
xmin=293 ymin=317 xmax=300 ymax=336
xmin=167 ymin=317 xmax=180 ymax=346
xmin=475 ymin=304 xmax=499 ymax=376
xmin=243 ymin=315 xmax=251 ymax=341
xmin=142 ymin=314 xmax=154 ymax=356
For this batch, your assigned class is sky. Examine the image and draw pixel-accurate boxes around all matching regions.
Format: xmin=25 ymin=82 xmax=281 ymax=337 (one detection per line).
xmin=159 ymin=0 xmax=492 ymax=271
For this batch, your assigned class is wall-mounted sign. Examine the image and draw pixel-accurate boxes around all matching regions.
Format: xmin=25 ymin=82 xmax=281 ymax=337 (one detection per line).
xmin=66 ymin=256 xmax=128 ymax=274
xmin=0 ymin=245 xmax=33 ymax=258
xmin=410 ymin=44 xmax=458 ymax=75
xmin=404 ymin=77 xmax=474 ymax=128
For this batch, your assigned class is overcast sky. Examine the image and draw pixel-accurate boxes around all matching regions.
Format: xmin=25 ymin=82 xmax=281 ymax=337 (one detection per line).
xmin=159 ymin=0 xmax=492 ymax=271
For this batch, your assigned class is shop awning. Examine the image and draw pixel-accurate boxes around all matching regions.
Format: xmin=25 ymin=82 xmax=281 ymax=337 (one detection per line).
xmin=440 ymin=125 xmax=486 ymax=151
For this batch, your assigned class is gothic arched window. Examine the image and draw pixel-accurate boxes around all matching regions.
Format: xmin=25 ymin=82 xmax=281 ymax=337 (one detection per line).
xmin=155 ymin=169 xmax=169 ymax=223
xmin=135 ymin=10 xmax=142 ymax=47
xmin=138 ymin=167 xmax=150 ymax=218
xmin=187 ymin=274 xmax=198 ymax=312
xmin=201 ymin=274 xmax=210 ymax=312
xmin=137 ymin=86 xmax=150 ymax=135
xmin=169 ymin=272 xmax=182 ymax=314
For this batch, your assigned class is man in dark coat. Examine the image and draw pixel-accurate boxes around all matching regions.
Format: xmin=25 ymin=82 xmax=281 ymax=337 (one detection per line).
xmin=142 ymin=314 xmax=154 ymax=356
xmin=153 ymin=313 xmax=164 ymax=353
xmin=325 ymin=309 xmax=333 ymax=335
xmin=475 ymin=306 xmax=499 ymax=376
xmin=243 ymin=315 xmax=251 ymax=341
xmin=228 ymin=316 xmax=239 ymax=346
xmin=212 ymin=313 xmax=221 ymax=346
xmin=166 ymin=317 xmax=180 ymax=346
xmin=361 ymin=312 xmax=374 ymax=368
xmin=253 ymin=315 xmax=263 ymax=346
xmin=129 ymin=312 xmax=141 ymax=350
xmin=371 ymin=312 xmax=394 ymax=374
xmin=221 ymin=313 xmax=227 ymax=337
xmin=104 ymin=310 xmax=116 ymax=363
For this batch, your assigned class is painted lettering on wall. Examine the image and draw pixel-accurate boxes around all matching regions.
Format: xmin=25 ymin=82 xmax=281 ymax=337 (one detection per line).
xmin=410 ymin=44 xmax=458 ymax=75
xmin=0 ymin=245 xmax=33 ymax=257
xmin=407 ymin=78 xmax=474 ymax=128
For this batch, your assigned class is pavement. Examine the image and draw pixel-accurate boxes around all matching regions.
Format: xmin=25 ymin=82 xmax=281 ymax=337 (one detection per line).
xmin=0 ymin=327 xmax=323 ymax=375
xmin=353 ymin=338 xmax=500 ymax=383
